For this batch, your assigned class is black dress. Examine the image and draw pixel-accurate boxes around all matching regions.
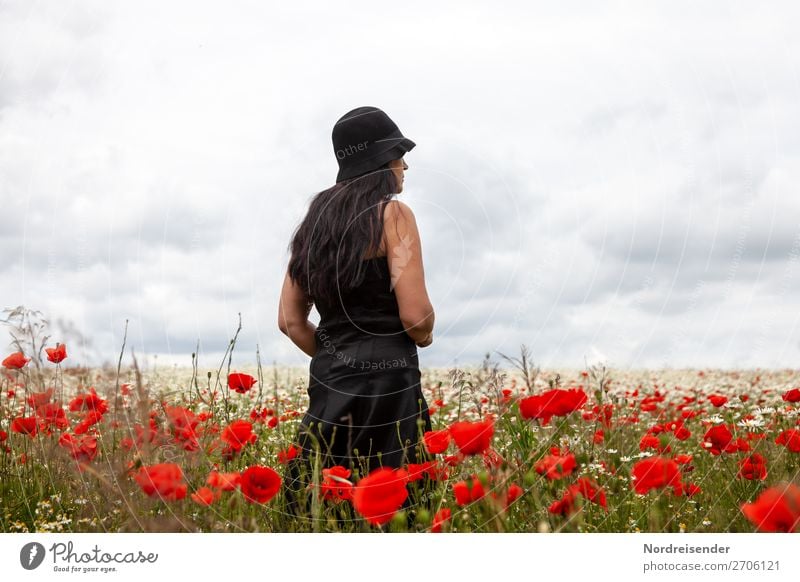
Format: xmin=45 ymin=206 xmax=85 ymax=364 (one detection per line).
xmin=284 ymin=253 xmax=433 ymax=517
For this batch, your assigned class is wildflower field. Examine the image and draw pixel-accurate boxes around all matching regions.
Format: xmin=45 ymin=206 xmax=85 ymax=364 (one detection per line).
xmin=1 ymin=314 xmax=799 ymax=533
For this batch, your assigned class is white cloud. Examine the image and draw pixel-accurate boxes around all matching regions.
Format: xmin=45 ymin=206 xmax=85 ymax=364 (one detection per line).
xmin=2 ymin=0 xmax=799 ymax=369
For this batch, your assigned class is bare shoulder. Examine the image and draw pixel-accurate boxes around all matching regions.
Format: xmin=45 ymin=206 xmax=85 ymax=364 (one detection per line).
xmin=383 ymin=199 xmax=418 ymax=227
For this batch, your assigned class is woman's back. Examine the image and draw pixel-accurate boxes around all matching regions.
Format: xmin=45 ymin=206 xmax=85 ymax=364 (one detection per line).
xmin=310 ymin=254 xmax=419 ymax=383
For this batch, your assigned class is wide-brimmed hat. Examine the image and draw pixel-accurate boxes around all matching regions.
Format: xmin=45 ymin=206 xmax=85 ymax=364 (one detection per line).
xmin=332 ymin=106 xmax=415 ymax=182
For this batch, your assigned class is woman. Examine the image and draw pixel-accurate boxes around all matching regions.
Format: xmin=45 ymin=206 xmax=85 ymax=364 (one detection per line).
xmin=278 ymin=106 xmax=435 ymax=521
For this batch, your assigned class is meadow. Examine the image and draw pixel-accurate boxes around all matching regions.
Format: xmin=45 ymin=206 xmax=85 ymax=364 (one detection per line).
xmin=1 ymin=311 xmax=799 ymax=533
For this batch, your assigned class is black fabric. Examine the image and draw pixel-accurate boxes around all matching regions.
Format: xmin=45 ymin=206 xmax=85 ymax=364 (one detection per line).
xmin=284 ymin=251 xmax=433 ymax=519
xmin=332 ymin=106 xmax=416 ymax=182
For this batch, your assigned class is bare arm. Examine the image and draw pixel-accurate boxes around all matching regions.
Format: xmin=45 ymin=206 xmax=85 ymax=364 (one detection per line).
xmin=383 ymin=200 xmax=435 ymax=345
xmin=277 ymin=270 xmax=317 ymax=357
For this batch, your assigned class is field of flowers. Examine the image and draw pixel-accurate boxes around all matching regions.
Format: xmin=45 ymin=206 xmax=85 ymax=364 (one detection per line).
xmin=1 ymin=318 xmax=799 ymax=533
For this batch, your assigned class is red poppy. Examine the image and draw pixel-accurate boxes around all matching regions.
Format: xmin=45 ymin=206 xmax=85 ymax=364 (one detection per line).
xmin=239 ymin=466 xmax=282 ymax=504
xmin=45 ymin=343 xmax=67 ymax=364
xmin=11 ymin=416 xmax=38 ymax=437
xmin=74 ymin=410 xmax=104 ymax=435
xmin=423 ymin=429 xmax=451 ymax=454
xmin=490 ymin=482 xmax=524 ymax=510
xmin=741 ymin=483 xmax=800 ymax=532
xmin=672 ymin=481 xmax=702 ymax=497
xmin=321 ymin=465 xmax=354 ymax=502
xmin=708 ymin=394 xmax=728 ymax=407
xmin=431 ymin=507 xmax=451 ymax=533
xmin=418 ymin=460 xmax=450 ymax=481
xmin=221 ymin=419 xmax=258 ymax=452
xmin=27 ymin=388 xmax=54 ymax=408
xmin=58 ymin=433 xmax=98 ymax=463
xmin=775 ymin=429 xmax=800 ymax=453
xmin=35 ymin=403 xmax=69 ymax=431
xmin=548 ymin=488 xmax=578 ymax=516
xmin=277 ymin=444 xmax=299 ymax=464
xmin=228 ymin=372 xmax=257 ymax=394
xmin=570 ymin=477 xmax=608 ymax=510
xmin=702 ymin=424 xmax=738 ymax=455
xmin=519 ymin=388 xmax=587 ymax=425
xmin=448 ymin=418 xmax=494 ymax=455
xmin=534 ymin=452 xmax=577 ymax=480
xmin=2 ymin=351 xmax=30 ymax=369
xmin=452 ymin=477 xmax=485 ymax=506
xmin=191 ymin=487 xmax=219 ymax=506
xmin=639 ymin=434 xmax=671 ymax=453
xmin=406 ymin=461 xmax=440 ymax=482
xmin=631 ymin=456 xmax=682 ymax=495
xmin=352 ymin=467 xmax=409 ymax=526
xmin=134 ymin=463 xmax=187 ymax=501
xmin=738 ymin=453 xmax=768 ymax=481
xmin=207 ymin=470 xmax=241 ymax=491
xmin=69 ymin=388 xmax=108 ymax=414
xmin=0 ymin=429 xmax=7 ymax=442
xmin=782 ymin=388 xmax=800 ymax=403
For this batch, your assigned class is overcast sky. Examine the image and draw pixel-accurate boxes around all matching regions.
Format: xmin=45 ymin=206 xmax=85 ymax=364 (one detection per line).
xmin=2 ymin=1 xmax=799 ymax=371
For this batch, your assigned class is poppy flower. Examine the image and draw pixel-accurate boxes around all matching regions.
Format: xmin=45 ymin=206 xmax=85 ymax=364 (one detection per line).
xmin=134 ymin=463 xmax=188 ymax=501
xmin=221 ymin=419 xmax=258 ymax=452
xmin=548 ymin=488 xmax=578 ymax=516
xmin=406 ymin=461 xmax=440 ymax=482
xmin=708 ymin=394 xmax=728 ymax=407
xmin=534 ymin=452 xmax=577 ymax=480
xmin=423 ymin=429 xmax=451 ymax=454
xmin=0 ymin=429 xmax=7 ymax=442
xmin=672 ymin=481 xmax=702 ymax=497
xmin=782 ymin=388 xmax=800 ymax=403
xmin=631 ymin=456 xmax=682 ymax=495
xmin=352 ymin=467 xmax=409 ymax=526
xmin=69 ymin=388 xmax=108 ymax=414
xmin=741 ymin=483 xmax=800 ymax=532
xmin=45 ymin=343 xmax=67 ymax=364
xmin=207 ymin=470 xmax=241 ymax=491
xmin=36 ymin=403 xmax=69 ymax=431
xmin=570 ymin=477 xmax=608 ymax=510
xmin=639 ymin=434 xmax=671 ymax=453
xmin=702 ymin=424 xmax=737 ymax=455
xmin=431 ymin=507 xmax=451 ymax=533
xmin=239 ymin=465 xmax=282 ymax=504
xmin=452 ymin=477 xmax=485 ymax=506
xmin=228 ymin=372 xmax=257 ymax=394
xmin=775 ymin=429 xmax=800 ymax=453
xmin=448 ymin=418 xmax=494 ymax=455
xmin=482 ymin=447 xmax=504 ymax=470
xmin=320 ymin=465 xmax=354 ymax=502
xmin=191 ymin=487 xmax=219 ymax=506
xmin=490 ymin=482 xmax=524 ymax=510
xmin=11 ymin=416 xmax=38 ymax=437
xmin=27 ymin=388 xmax=54 ymax=408
xmin=58 ymin=433 xmax=98 ymax=463
xmin=519 ymin=388 xmax=587 ymax=425
xmin=2 ymin=352 xmax=30 ymax=369
xmin=74 ymin=410 xmax=104 ymax=435
xmin=277 ymin=444 xmax=299 ymax=464
xmin=738 ymin=453 xmax=768 ymax=481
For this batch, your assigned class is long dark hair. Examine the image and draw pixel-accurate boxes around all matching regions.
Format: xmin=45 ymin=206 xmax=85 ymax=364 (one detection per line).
xmin=287 ymin=163 xmax=398 ymax=307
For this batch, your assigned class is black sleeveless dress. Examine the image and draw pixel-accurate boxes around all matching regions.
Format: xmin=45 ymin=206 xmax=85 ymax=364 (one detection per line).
xmin=284 ymin=254 xmax=433 ymax=516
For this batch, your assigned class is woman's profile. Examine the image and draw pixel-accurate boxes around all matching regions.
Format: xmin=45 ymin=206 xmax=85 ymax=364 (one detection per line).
xmin=278 ymin=106 xmax=435 ymax=522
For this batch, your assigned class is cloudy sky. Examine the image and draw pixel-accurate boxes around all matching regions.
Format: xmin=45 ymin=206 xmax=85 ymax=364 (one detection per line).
xmin=2 ymin=1 xmax=799 ymax=371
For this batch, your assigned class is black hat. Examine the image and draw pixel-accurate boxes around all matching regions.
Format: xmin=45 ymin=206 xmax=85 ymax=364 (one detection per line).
xmin=332 ymin=106 xmax=415 ymax=182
